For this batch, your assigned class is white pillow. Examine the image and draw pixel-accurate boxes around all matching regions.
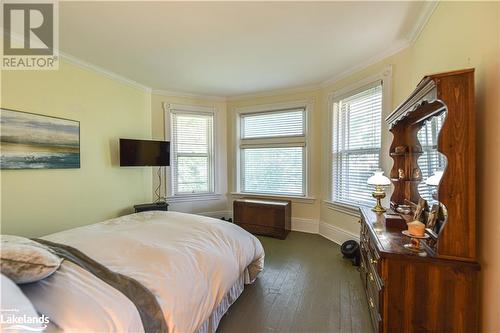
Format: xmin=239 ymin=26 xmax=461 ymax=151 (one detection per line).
xmin=0 ymin=273 xmax=46 ymax=332
xmin=1 ymin=235 xmax=62 ymax=284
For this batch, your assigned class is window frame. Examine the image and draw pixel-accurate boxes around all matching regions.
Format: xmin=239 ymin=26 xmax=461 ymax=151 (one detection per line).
xmin=325 ymin=67 xmax=392 ymax=215
xmin=234 ymin=100 xmax=312 ymax=199
xmin=164 ymin=103 xmax=220 ymax=202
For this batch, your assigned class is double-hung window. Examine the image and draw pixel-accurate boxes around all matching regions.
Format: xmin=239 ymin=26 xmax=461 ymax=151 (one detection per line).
xmin=331 ymin=82 xmax=383 ymax=207
xmin=171 ymin=108 xmax=214 ymax=196
xmin=239 ymin=106 xmax=307 ymax=196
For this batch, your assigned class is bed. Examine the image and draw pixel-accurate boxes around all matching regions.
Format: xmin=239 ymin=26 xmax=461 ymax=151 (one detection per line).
xmin=18 ymin=211 xmax=265 ymax=333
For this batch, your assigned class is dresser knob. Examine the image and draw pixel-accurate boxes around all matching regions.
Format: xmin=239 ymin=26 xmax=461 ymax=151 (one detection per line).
xmin=369 ymin=297 xmax=375 ymax=308
xmin=358 ymin=219 xmax=361 ymax=224
xmin=370 ymin=258 xmax=378 ymax=265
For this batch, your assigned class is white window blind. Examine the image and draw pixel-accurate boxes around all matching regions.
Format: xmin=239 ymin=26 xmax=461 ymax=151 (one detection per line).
xmin=332 ymin=82 xmax=382 ymax=207
xmin=417 ymin=112 xmax=446 ymax=203
xmin=242 ymin=110 xmax=304 ymax=138
xmin=239 ymin=108 xmax=306 ymax=196
xmin=171 ymin=112 xmax=214 ymax=195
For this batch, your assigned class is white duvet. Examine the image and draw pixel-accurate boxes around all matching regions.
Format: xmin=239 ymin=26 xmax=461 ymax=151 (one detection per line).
xmin=21 ymin=211 xmax=265 ymax=333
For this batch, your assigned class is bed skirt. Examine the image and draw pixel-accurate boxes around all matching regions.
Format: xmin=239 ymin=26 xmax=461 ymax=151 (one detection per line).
xmin=195 ymin=268 xmax=252 ymax=333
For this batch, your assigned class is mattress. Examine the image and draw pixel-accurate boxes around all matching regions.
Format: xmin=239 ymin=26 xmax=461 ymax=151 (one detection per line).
xmin=21 ymin=211 xmax=265 ymax=333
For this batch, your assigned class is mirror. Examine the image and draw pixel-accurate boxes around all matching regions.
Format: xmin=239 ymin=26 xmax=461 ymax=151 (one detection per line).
xmin=417 ymin=111 xmax=448 ymax=234
xmin=417 ymin=111 xmax=447 ymax=204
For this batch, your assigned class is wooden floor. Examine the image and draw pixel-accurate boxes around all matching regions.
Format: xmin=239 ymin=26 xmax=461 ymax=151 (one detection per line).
xmin=217 ymin=231 xmax=373 ymax=333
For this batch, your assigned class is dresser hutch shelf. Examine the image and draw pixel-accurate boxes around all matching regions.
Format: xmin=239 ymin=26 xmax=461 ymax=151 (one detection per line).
xmin=359 ymin=69 xmax=480 ymax=333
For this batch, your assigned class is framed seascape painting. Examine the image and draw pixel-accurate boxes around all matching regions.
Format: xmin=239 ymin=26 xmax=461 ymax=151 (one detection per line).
xmin=0 ymin=108 xmax=80 ymax=169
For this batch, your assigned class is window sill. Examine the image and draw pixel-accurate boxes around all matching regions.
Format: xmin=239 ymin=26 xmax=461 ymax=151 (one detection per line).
xmin=230 ymin=192 xmax=316 ymax=204
xmin=166 ymin=193 xmax=223 ymax=203
xmin=322 ymin=200 xmax=361 ymax=217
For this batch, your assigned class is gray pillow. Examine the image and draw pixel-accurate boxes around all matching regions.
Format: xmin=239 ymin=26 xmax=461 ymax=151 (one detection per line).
xmin=1 ymin=235 xmax=62 ymax=284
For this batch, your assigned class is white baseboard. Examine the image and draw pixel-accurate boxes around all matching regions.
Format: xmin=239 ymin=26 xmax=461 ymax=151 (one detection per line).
xmin=291 ymin=218 xmax=319 ymax=234
xmin=197 ymin=210 xmax=232 ymax=219
xmin=218 ymin=211 xmax=319 ymax=234
xmin=319 ymin=221 xmax=359 ymax=245
xmin=198 ymin=211 xmax=357 ymax=246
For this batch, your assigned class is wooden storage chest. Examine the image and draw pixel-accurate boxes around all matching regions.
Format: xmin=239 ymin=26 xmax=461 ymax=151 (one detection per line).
xmin=233 ymin=199 xmax=291 ymax=239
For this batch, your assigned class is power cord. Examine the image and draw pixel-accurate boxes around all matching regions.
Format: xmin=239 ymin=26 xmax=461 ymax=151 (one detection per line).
xmin=155 ymin=167 xmax=162 ymax=202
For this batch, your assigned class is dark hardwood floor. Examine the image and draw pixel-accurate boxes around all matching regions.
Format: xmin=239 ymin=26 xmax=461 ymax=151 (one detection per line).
xmin=217 ymin=231 xmax=374 ymax=333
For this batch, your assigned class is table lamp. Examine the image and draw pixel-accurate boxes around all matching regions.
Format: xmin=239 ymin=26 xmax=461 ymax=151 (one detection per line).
xmin=367 ymin=170 xmax=391 ymax=212
xmin=425 ymin=170 xmax=443 ymax=186
xmin=426 ymin=170 xmax=443 ymax=201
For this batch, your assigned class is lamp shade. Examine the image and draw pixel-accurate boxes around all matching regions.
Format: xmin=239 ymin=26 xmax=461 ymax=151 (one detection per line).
xmin=367 ymin=170 xmax=391 ymax=186
xmin=425 ymin=170 xmax=443 ymax=186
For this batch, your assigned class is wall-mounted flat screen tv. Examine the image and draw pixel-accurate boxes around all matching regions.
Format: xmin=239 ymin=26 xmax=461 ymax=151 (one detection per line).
xmin=119 ymin=139 xmax=170 ymax=166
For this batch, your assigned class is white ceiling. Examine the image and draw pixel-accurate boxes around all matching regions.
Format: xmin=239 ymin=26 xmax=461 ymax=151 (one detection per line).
xmin=59 ymin=1 xmax=435 ymax=97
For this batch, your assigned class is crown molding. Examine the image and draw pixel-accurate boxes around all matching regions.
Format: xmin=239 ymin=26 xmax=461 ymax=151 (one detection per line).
xmin=207 ymin=1 xmax=436 ymax=99
xmin=320 ymin=39 xmax=408 ymax=89
xmin=226 ymin=83 xmax=321 ymax=102
xmin=407 ymin=1 xmax=439 ymax=45
xmin=152 ymin=89 xmax=226 ymax=102
xmin=226 ymin=37 xmax=405 ymax=100
xmin=3 ymin=30 xmax=152 ymax=93
xmin=3 ymin=2 xmax=437 ymax=100
xmin=319 ymin=2 xmax=437 ymax=89
xmin=327 ymin=65 xmax=392 ymax=101
xmin=59 ymin=52 xmax=152 ymax=93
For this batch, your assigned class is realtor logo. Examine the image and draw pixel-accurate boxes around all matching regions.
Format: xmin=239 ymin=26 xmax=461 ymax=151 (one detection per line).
xmin=2 ymin=1 xmax=59 ymax=69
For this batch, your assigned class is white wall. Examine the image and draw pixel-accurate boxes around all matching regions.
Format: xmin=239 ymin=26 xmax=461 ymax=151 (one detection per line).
xmin=1 ymin=60 xmax=152 ymax=237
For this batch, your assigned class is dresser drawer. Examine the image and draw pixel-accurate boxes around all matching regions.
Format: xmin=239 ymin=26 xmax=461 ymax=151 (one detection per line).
xmin=360 ymin=245 xmax=369 ymax=289
xmin=367 ymin=232 xmax=380 ymax=263
xmin=365 ymin=250 xmax=382 ymax=333
xmin=366 ymin=249 xmax=383 ymax=286
xmin=360 ymin=212 xmax=383 ymax=333
xmin=362 ymin=251 xmax=382 ymax=333
xmin=366 ymin=280 xmax=382 ymax=333
xmin=367 ymin=267 xmax=382 ymax=309
xmin=360 ymin=218 xmax=368 ymax=240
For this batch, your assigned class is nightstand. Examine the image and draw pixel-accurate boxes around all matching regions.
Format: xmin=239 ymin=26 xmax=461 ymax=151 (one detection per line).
xmin=134 ymin=201 xmax=169 ymax=213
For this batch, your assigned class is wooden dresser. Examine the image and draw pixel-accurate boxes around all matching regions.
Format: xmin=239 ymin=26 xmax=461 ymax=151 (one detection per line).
xmin=233 ymin=199 xmax=291 ymax=239
xmin=359 ymin=69 xmax=480 ymax=333
xmin=359 ymin=207 xmax=479 ymax=333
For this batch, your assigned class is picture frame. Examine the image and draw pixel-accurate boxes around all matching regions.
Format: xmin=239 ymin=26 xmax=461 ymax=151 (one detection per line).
xmin=426 ymin=204 xmax=440 ymax=230
xmin=413 ymin=198 xmax=428 ymax=222
xmin=0 ymin=108 xmax=80 ymax=169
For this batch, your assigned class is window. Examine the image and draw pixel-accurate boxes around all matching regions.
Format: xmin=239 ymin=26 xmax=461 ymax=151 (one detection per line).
xmin=417 ymin=112 xmax=447 ymax=203
xmin=239 ymin=107 xmax=307 ymax=196
xmin=331 ymin=82 xmax=383 ymax=207
xmin=171 ymin=110 xmax=214 ymax=195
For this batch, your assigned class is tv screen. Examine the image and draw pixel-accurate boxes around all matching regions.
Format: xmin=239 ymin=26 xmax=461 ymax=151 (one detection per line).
xmin=120 ymin=139 xmax=170 ymax=166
